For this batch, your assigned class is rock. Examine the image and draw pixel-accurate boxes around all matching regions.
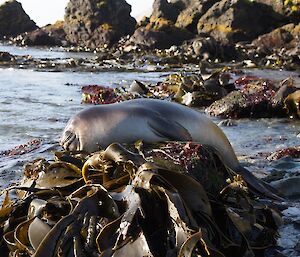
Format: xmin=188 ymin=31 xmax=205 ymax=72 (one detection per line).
xmin=127 ymin=18 xmax=193 ymax=50
xmin=252 ymin=22 xmax=300 ymax=54
xmin=252 ymin=24 xmax=295 ymax=55
xmin=128 ymin=80 xmax=149 ymax=95
xmin=64 ymin=0 xmax=136 ymax=49
xmin=42 ymin=21 xmax=67 ymax=44
xmin=255 ymin=0 xmax=300 ymax=23
xmin=264 ymin=248 xmax=287 ymax=257
xmin=0 ymin=51 xmax=15 ymax=62
xmin=271 ymin=78 xmax=298 ymax=110
xmin=218 ymin=119 xmax=237 ymax=127
xmin=197 ymin=0 xmax=284 ymax=45
xmin=151 ymin=0 xmax=180 ymax=23
xmin=206 ymin=79 xmax=277 ymax=118
xmin=11 ymin=21 xmax=67 ymax=47
xmin=16 ymin=29 xmax=59 ymax=46
xmin=243 ymin=22 xmax=300 ymax=70
xmin=0 ymin=0 xmax=38 ymax=38
xmin=284 ymin=90 xmax=300 ymax=118
xmin=175 ymin=0 xmax=219 ymax=33
xmin=271 ymin=176 xmax=300 ymax=198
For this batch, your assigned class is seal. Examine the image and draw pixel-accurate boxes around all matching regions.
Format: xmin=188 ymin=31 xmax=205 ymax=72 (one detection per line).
xmin=61 ymin=98 xmax=281 ymax=200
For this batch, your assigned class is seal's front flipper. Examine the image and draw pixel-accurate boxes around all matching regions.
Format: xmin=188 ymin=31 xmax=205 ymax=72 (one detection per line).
xmin=148 ymin=114 xmax=192 ymax=142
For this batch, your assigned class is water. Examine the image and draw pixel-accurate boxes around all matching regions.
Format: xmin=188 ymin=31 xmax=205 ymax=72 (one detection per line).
xmin=0 ymin=45 xmax=175 ymax=183
xmin=0 ymin=45 xmax=299 ymax=184
xmin=0 ymin=45 xmax=300 ymax=256
xmin=0 ymin=44 xmax=96 ymax=59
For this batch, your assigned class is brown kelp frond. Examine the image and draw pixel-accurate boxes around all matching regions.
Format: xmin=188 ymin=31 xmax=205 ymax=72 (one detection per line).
xmin=0 ymin=142 xmax=281 ymax=257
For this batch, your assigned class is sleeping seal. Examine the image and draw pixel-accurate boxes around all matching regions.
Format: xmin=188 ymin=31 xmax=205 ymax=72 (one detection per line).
xmin=60 ymin=98 xmax=282 ymax=200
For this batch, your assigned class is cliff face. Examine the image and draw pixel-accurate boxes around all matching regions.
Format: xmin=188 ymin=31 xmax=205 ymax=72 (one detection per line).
xmin=0 ymin=0 xmax=38 ymax=38
xmin=64 ymin=0 xmax=136 ymax=49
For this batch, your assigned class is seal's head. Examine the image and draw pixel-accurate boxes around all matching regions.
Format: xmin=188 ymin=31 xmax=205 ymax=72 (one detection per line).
xmin=60 ymin=111 xmax=101 ymax=153
xmin=60 ymin=129 xmax=80 ymax=151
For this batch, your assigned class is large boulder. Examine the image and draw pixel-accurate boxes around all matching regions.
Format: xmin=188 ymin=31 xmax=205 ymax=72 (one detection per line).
xmin=64 ymin=0 xmax=136 ymax=49
xmin=12 ymin=21 xmax=67 ymax=47
xmin=175 ymin=0 xmax=219 ymax=33
xmin=127 ymin=18 xmax=193 ymax=50
xmin=0 ymin=0 xmax=38 ymax=38
xmin=197 ymin=0 xmax=284 ymax=45
xmin=151 ymin=0 xmax=180 ymax=23
xmin=150 ymin=0 xmax=219 ymax=34
xmin=252 ymin=23 xmax=296 ymax=54
xmin=255 ymin=0 xmax=300 ymax=23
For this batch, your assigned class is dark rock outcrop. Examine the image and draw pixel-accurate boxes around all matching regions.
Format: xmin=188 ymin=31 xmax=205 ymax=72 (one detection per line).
xmin=0 ymin=0 xmax=38 ymax=38
xmin=64 ymin=0 xmax=136 ymax=49
xmin=175 ymin=0 xmax=219 ymax=33
xmin=43 ymin=21 xmax=67 ymax=43
xmin=11 ymin=21 xmax=67 ymax=46
xmin=151 ymin=0 xmax=180 ymax=23
xmin=252 ymin=23 xmax=300 ymax=54
xmin=255 ymin=0 xmax=300 ymax=23
xmin=0 ymin=51 xmax=15 ymax=62
xmin=197 ymin=0 xmax=284 ymax=45
xmin=128 ymin=18 xmax=193 ymax=50
xmin=206 ymin=78 xmax=278 ymax=118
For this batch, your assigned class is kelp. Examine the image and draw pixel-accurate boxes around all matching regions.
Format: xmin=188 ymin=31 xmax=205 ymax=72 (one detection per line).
xmin=0 ymin=142 xmax=282 ymax=257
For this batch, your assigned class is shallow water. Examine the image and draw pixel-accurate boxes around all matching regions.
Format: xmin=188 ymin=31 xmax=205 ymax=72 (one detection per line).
xmin=0 ymin=43 xmax=95 ymax=59
xmin=0 ymin=45 xmax=300 ymax=256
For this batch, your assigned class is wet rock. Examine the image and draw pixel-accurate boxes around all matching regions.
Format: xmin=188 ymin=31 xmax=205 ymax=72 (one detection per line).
xmin=218 ymin=119 xmax=237 ymax=127
xmin=0 ymin=51 xmax=15 ymax=62
xmin=271 ymin=176 xmax=300 ymax=198
xmin=0 ymin=0 xmax=38 ymax=38
xmin=197 ymin=0 xmax=284 ymax=45
xmin=295 ymin=241 xmax=300 ymax=253
xmin=252 ymin=24 xmax=295 ymax=55
xmin=267 ymin=146 xmax=300 ymax=161
xmin=128 ymin=80 xmax=149 ymax=95
xmin=81 ymin=85 xmax=122 ymax=104
xmin=271 ymin=78 xmax=298 ymax=112
xmin=0 ymin=139 xmax=42 ymax=157
xmin=206 ymin=78 xmax=277 ymax=118
xmin=264 ymin=248 xmax=287 ymax=257
xmin=161 ymin=73 xmax=227 ymax=107
xmin=263 ymin=170 xmax=286 ymax=184
xmin=15 ymin=29 xmax=61 ymax=46
xmin=252 ymin=22 xmax=300 ymax=56
xmin=64 ymin=0 xmax=136 ymax=49
xmin=284 ymin=90 xmax=300 ymax=118
xmin=127 ymin=18 xmax=193 ymax=50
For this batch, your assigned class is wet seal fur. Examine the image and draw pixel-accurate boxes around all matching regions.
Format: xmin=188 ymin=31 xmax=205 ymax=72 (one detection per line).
xmin=61 ymin=98 xmax=282 ymax=200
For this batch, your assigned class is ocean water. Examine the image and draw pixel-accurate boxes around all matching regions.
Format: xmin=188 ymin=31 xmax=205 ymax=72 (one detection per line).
xmin=0 ymin=45 xmax=299 ymax=256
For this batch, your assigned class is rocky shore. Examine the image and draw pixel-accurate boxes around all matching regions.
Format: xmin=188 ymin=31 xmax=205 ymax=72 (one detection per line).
xmin=0 ymin=0 xmax=298 ymax=70
xmin=0 ymin=1 xmax=300 ymax=112
xmin=0 ymin=0 xmax=299 ymax=257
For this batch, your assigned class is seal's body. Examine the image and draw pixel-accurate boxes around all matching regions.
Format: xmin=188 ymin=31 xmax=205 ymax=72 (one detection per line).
xmin=60 ymin=98 xmax=281 ymax=200
xmin=61 ymin=99 xmax=238 ymax=167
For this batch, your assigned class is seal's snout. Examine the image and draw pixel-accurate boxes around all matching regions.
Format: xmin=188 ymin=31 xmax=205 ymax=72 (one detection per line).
xmin=60 ymin=130 xmax=80 ymax=151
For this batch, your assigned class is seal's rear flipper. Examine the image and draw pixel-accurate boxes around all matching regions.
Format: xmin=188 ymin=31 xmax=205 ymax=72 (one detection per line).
xmin=238 ymin=166 xmax=284 ymax=201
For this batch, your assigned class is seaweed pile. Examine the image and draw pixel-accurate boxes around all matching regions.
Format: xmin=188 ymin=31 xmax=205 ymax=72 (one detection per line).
xmin=0 ymin=141 xmax=282 ymax=257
